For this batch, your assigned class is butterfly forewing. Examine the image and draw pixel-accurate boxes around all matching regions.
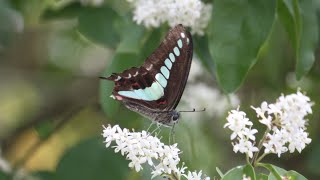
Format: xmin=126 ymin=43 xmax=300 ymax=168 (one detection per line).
xmin=142 ymin=25 xmax=193 ymax=110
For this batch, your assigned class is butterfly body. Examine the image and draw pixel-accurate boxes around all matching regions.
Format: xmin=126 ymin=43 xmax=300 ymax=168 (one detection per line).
xmin=103 ymin=24 xmax=193 ymax=126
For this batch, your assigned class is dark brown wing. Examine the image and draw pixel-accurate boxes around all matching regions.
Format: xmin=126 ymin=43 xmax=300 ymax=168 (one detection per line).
xmin=142 ymin=24 xmax=193 ymax=110
xmin=104 ymin=24 xmax=193 ymax=111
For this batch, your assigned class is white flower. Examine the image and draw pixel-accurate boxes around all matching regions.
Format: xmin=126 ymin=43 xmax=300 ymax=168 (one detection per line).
xmin=191 ymin=3 xmax=212 ymax=35
xmin=184 ymin=170 xmax=210 ymax=180
xmin=251 ymin=90 xmax=313 ymax=157
xmin=242 ymin=174 xmax=251 ymax=180
xmin=225 ymin=109 xmax=258 ymax=158
xmin=225 ymin=109 xmax=253 ymax=140
xmin=127 ymin=0 xmax=212 ymax=36
xmin=102 ymin=124 xmax=210 ymax=179
xmin=233 ymin=138 xmax=258 ymax=158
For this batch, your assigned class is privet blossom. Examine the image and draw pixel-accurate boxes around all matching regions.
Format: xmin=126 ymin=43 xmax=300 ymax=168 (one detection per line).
xmin=127 ymin=0 xmax=212 ymax=35
xmin=102 ymin=125 xmax=210 ymax=180
xmin=225 ymin=90 xmax=312 ymax=159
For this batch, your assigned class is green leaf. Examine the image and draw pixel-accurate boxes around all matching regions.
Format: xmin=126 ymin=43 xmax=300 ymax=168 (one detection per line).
xmin=221 ymin=165 xmax=256 ymax=180
xmin=277 ymin=0 xmax=301 ymax=53
xmin=56 ymin=137 xmax=130 ymax=180
xmin=295 ymin=0 xmax=319 ymax=79
xmin=32 ymin=171 xmax=55 ymax=180
xmin=116 ymin=22 xmax=145 ymax=54
xmin=243 ymin=164 xmax=256 ymax=180
xmin=194 ymin=35 xmax=215 ymax=75
xmin=263 ymin=165 xmax=307 ymax=180
xmin=208 ymin=0 xmax=276 ymax=93
xmin=257 ymin=163 xmax=282 ymax=180
xmin=41 ymin=2 xmax=83 ymax=20
xmin=77 ymin=6 xmax=121 ymax=48
xmin=139 ymin=27 xmax=165 ymax=60
xmin=0 ymin=171 xmax=11 ymax=180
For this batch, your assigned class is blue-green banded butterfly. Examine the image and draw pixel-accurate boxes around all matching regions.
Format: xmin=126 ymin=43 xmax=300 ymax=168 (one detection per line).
xmin=100 ymin=24 xmax=193 ymax=126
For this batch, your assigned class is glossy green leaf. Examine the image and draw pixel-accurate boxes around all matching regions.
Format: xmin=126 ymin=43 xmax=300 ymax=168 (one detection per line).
xmin=208 ymin=0 xmax=276 ymax=92
xmin=194 ymin=35 xmax=215 ymax=75
xmin=257 ymin=163 xmax=282 ymax=180
xmin=277 ymin=0 xmax=301 ymax=53
xmin=41 ymin=2 xmax=83 ymax=20
xmin=222 ymin=165 xmax=256 ymax=180
xmin=243 ymin=164 xmax=256 ymax=180
xmin=295 ymin=0 xmax=318 ymax=79
xmin=78 ymin=6 xmax=121 ymax=48
xmin=262 ymin=164 xmax=307 ymax=180
xmin=56 ymin=137 xmax=130 ymax=180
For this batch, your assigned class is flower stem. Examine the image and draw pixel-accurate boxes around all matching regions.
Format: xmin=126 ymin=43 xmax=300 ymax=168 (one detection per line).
xmin=246 ymin=154 xmax=250 ymax=165
xmin=255 ymin=153 xmax=268 ymax=164
xmin=168 ymin=172 xmax=180 ymax=180
xmin=251 ymin=128 xmax=270 ymax=166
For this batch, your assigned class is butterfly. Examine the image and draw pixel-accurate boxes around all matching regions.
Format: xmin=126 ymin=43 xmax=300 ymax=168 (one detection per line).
xmin=101 ymin=24 xmax=193 ymax=126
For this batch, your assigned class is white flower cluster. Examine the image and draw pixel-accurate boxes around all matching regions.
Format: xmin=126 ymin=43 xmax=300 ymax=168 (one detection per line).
xmin=127 ymin=0 xmax=212 ymax=35
xmin=225 ymin=90 xmax=313 ymax=159
xmin=224 ymin=109 xmax=258 ymax=158
xmin=252 ymin=90 xmax=312 ymax=157
xmin=102 ymin=125 xmax=210 ymax=180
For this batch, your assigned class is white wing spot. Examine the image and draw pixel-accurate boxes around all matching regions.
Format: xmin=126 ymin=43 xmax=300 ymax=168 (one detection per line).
xmin=181 ymin=32 xmax=185 ymax=38
xmin=115 ymin=76 xmax=121 ymax=81
xmin=133 ymin=71 xmax=139 ymax=77
xmin=110 ymin=95 xmax=116 ymax=99
xmin=146 ymin=64 xmax=153 ymax=71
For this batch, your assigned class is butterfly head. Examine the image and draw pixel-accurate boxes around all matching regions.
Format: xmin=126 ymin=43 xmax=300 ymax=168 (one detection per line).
xmin=153 ymin=110 xmax=180 ymax=126
xmin=170 ymin=110 xmax=180 ymax=122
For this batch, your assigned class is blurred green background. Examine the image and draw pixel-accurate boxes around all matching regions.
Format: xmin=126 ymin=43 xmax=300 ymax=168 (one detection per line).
xmin=0 ymin=0 xmax=319 ymax=179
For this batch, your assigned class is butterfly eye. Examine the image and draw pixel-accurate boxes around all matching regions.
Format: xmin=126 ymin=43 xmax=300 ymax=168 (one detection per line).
xmin=172 ymin=113 xmax=180 ymax=121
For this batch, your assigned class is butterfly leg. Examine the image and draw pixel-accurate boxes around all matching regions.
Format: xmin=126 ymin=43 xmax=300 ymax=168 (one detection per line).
xmin=169 ymin=123 xmax=176 ymax=145
xmin=150 ymin=123 xmax=162 ymax=136
xmin=146 ymin=121 xmax=156 ymax=132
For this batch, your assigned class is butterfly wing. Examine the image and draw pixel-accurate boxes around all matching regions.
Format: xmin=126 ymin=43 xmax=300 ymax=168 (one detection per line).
xmin=104 ymin=24 xmax=193 ymax=112
xmin=142 ymin=25 xmax=193 ymax=110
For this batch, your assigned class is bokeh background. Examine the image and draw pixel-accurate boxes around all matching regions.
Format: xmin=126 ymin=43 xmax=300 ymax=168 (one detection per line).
xmin=0 ymin=0 xmax=319 ymax=179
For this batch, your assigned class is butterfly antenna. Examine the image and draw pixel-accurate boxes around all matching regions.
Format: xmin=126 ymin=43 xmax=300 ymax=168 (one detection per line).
xmin=179 ymin=108 xmax=206 ymax=113
xmin=99 ymin=76 xmax=108 ymax=80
